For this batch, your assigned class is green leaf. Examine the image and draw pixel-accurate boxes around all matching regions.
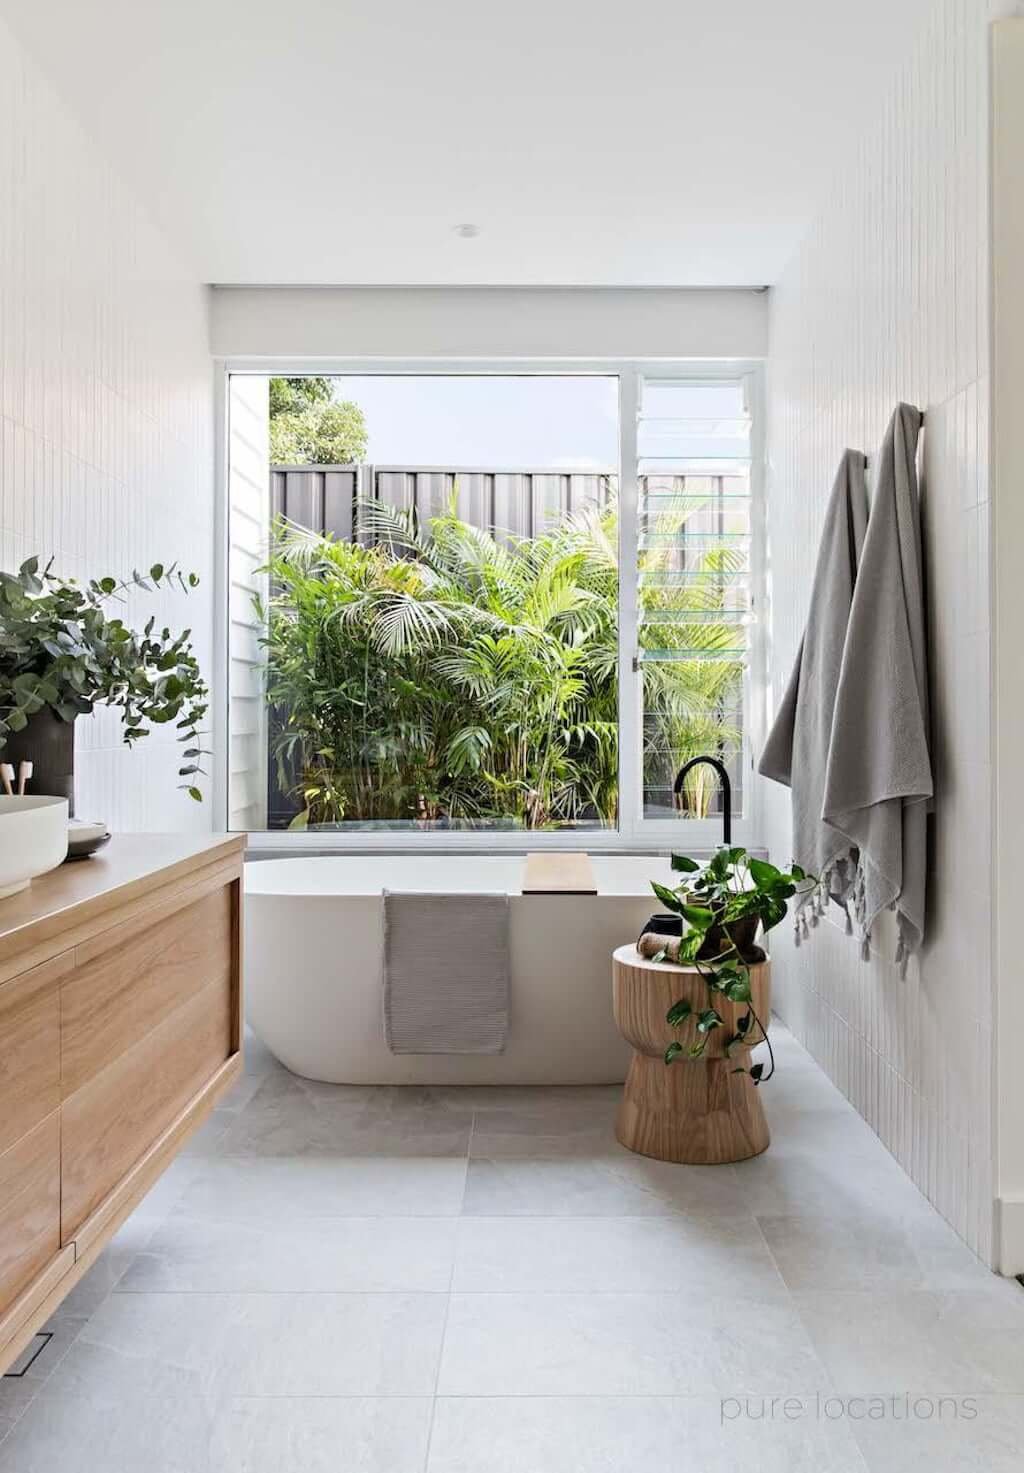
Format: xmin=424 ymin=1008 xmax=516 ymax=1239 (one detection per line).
xmin=651 ymin=948 xmax=667 ymax=964
xmin=723 ymin=974 xmax=752 ymax=1003
xmin=665 ymin=999 xmax=692 ymax=1026
xmin=150 ymin=563 xmax=164 ymax=582
xmin=186 ymin=785 xmax=203 ymax=802
xmin=650 ymin=881 xmax=686 ymax=915
xmin=750 ymin=1063 xmax=765 ymax=1084
xmin=696 ymin=1007 xmax=723 ymax=1034
xmin=748 ymin=858 xmax=782 ymax=890
xmin=681 ymin=904 xmax=714 ymax=931
xmin=99 ymin=576 xmax=117 ymax=594
xmin=670 ymin=853 xmax=700 ymax=874
xmin=664 ymin=1041 xmax=684 ymax=1065
xmin=687 ymin=1038 xmax=707 ymax=1059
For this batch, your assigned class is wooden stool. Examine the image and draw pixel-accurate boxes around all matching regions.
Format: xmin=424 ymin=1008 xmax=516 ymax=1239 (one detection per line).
xmin=611 ymin=943 xmax=771 ymax=1165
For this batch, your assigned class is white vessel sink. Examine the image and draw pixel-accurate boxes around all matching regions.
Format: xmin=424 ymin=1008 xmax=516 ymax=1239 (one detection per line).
xmin=0 ymin=795 xmax=69 ymax=899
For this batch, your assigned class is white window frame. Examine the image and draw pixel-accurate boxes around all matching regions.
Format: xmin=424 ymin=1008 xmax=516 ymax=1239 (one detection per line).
xmin=214 ymin=357 xmax=765 ymax=854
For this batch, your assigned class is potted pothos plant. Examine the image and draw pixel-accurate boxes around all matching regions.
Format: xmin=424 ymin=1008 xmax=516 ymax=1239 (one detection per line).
xmin=0 ymin=556 xmax=210 ymax=807
xmin=645 ymin=847 xmax=814 ymax=1085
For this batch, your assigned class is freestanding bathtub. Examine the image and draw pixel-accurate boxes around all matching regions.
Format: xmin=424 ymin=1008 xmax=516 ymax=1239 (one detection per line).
xmin=245 ymin=854 xmax=679 ymax=1085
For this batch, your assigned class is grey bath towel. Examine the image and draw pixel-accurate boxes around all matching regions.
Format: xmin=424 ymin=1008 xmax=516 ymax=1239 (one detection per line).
xmin=823 ymin=404 xmax=933 ymax=971
xmin=383 ymin=891 xmax=510 ymax=1054
xmin=759 ymin=450 xmax=869 ymax=926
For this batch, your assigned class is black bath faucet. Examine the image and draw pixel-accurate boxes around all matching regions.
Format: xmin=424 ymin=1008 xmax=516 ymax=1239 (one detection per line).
xmin=673 ymin=755 xmax=732 ymax=846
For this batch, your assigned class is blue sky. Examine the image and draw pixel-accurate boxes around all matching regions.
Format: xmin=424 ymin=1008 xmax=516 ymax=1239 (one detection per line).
xmin=332 ymin=375 xmax=619 ymax=469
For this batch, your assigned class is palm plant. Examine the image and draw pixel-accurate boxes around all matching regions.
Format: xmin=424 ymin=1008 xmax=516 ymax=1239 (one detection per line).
xmin=258 ymin=493 xmax=744 ymax=829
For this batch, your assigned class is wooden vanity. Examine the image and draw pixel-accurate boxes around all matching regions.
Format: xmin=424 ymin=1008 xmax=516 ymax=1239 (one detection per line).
xmin=0 ymin=833 xmax=245 ymax=1374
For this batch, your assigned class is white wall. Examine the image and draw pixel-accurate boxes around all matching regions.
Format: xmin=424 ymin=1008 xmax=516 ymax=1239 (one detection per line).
xmin=764 ymin=0 xmax=1011 ymax=1263
xmin=991 ymin=19 xmax=1024 ymax=1270
xmin=0 ymin=16 xmax=214 ymax=832
xmin=210 ymin=287 xmax=768 ymax=361
xmin=226 ymin=377 xmax=269 ymax=833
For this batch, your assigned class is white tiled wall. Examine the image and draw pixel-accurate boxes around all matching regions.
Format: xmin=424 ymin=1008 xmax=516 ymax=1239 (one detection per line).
xmin=0 ymin=16 xmax=214 ymax=832
xmin=764 ymin=0 xmax=1011 ymax=1261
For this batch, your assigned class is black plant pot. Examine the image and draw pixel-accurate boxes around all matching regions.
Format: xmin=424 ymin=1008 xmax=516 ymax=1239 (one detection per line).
xmin=637 ymin=906 xmax=765 ymax=964
xmin=2 ymin=706 xmax=76 ymax=814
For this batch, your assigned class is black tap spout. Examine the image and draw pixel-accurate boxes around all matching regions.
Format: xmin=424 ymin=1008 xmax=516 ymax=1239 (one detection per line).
xmin=673 ymin=755 xmax=732 ymax=845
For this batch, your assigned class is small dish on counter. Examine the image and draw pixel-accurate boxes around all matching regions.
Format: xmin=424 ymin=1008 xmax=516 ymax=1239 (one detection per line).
xmin=66 ymin=819 xmax=112 ymax=861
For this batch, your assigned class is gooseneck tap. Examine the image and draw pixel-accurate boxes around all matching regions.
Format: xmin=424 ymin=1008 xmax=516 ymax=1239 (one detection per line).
xmin=673 ymin=755 xmax=732 ymax=845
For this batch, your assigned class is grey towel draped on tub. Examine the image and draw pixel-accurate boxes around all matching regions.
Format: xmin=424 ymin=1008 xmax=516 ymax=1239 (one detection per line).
xmin=383 ymin=891 xmax=510 ymax=1054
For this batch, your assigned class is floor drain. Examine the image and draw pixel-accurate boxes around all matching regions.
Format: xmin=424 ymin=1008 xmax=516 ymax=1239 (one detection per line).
xmin=2 ymin=1332 xmax=53 ymax=1378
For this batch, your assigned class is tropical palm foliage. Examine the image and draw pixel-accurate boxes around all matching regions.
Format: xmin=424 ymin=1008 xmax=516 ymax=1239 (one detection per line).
xmin=258 ymin=495 xmax=743 ymax=829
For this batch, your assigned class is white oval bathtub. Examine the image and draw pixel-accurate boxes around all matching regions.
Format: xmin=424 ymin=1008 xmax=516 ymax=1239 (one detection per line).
xmin=245 ymin=855 xmax=677 ymax=1085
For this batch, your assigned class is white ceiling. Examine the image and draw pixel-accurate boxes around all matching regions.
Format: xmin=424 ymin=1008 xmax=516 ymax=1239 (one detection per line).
xmin=2 ymin=0 xmax=937 ymax=287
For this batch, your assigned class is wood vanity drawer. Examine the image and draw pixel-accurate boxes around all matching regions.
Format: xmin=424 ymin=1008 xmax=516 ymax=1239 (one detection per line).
xmin=0 ymin=1114 xmax=61 ymax=1316
xmin=60 ymin=977 xmax=233 ymax=1241
xmin=61 ymin=882 xmax=233 ymax=1096
xmin=0 ymin=954 xmax=67 ymax=1157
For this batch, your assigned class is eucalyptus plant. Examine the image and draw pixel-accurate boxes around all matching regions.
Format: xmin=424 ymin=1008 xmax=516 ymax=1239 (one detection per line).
xmin=0 ymin=557 xmax=210 ymax=800
xmin=650 ymin=848 xmax=814 ymax=1083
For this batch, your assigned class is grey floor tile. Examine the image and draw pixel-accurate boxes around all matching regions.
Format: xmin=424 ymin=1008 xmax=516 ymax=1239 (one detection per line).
xmin=462 ymin=1154 xmax=750 ymax=1217
xmin=45 ymin=1290 xmax=448 ymax=1402
xmin=217 ymin=1076 xmax=474 ymax=1157
xmin=0 ymin=1393 xmax=214 ymax=1473
xmin=121 ymin=1214 xmax=458 ymax=1292
xmin=0 ymin=1394 xmax=434 ymax=1473
xmin=453 ymin=1214 xmax=785 ymax=1295
xmin=794 ymin=1287 xmax=1024 ymax=1394
xmin=174 ymin=1154 xmax=468 ymax=1218
xmin=438 ymin=1291 xmax=828 ymax=1396
xmin=844 ymin=1393 xmax=1024 ymax=1472
xmin=428 ymin=1395 xmax=868 ymax=1473
xmin=758 ymin=1211 xmax=994 ymax=1292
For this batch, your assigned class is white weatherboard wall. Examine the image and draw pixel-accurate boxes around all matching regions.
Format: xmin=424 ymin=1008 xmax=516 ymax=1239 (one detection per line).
xmin=227 ymin=377 xmax=269 ymax=832
xmin=0 ymin=16 xmax=214 ymax=832
xmin=764 ymin=0 xmax=1011 ymax=1262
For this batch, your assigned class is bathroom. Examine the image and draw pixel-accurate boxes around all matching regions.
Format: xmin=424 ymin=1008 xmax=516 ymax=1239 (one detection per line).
xmin=1 ymin=2 xmax=1023 ymax=1469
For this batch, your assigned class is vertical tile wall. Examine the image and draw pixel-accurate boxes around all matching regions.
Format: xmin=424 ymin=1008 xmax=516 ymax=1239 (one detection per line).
xmin=0 ymin=16 xmax=214 ymax=832
xmin=765 ymin=0 xmax=1010 ymax=1261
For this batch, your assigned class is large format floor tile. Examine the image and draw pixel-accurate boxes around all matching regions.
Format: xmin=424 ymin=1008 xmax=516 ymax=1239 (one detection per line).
xmin=175 ymin=1153 xmax=469 ymax=1218
xmin=3 ymin=1019 xmax=1019 ymax=1472
xmin=462 ymin=1153 xmax=751 ymax=1217
xmin=452 ymin=1213 xmax=786 ymax=1294
xmin=427 ymin=1396 xmax=868 ymax=1473
xmin=44 ymin=1290 xmax=448 ymax=1401
xmin=438 ymin=1291 xmax=827 ymax=1395
xmin=793 ymin=1288 xmax=1024 ymax=1394
xmin=0 ymin=1395 xmax=434 ymax=1473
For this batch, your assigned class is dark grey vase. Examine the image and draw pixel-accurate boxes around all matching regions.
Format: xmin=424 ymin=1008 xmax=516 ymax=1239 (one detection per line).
xmin=2 ymin=706 xmax=76 ymax=815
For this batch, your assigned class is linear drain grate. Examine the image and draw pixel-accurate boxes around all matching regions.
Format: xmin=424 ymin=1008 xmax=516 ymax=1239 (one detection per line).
xmin=2 ymin=1332 xmax=53 ymax=1378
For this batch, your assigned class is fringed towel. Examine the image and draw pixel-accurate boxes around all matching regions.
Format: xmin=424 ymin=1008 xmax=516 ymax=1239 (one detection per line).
xmin=823 ymin=404 xmax=933 ymax=973
xmin=758 ymin=449 xmax=869 ymax=940
xmin=383 ymin=891 xmax=510 ymax=1054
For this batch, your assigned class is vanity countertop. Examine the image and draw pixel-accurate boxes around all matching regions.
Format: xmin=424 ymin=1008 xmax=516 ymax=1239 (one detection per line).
xmin=0 ymin=832 xmax=245 ymax=978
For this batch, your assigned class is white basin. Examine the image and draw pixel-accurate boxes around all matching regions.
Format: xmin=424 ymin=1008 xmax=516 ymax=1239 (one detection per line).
xmin=0 ymin=796 xmax=69 ymax=898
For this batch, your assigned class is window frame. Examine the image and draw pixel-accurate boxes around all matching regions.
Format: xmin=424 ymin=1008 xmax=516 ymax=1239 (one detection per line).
xmin=215 ymin=357 xmax=765 ymax=854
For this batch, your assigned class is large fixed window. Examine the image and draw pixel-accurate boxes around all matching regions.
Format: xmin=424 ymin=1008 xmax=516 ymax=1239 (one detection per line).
xmin=225 ymin=366 xmax=759 ymax=847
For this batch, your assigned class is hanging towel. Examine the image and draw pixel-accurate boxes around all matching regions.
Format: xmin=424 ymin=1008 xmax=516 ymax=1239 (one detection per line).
xmin=823 ymin=404 xmax=932 ymax=972
xmin=383 ymin=891 xmax=510 ymax=1053
xmin=758 ymin=450 xmax=869 ymax=927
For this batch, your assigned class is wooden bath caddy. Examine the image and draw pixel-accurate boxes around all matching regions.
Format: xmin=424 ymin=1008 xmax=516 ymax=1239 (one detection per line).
xmin=611 ymin=944 xmax=771 ymax=1165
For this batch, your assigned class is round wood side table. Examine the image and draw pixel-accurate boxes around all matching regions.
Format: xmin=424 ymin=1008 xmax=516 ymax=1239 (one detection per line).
xmin=611 ymin=943 xmax=771 ymax=1165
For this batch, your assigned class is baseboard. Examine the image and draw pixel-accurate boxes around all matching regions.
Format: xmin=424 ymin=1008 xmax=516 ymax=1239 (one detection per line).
xmin=996 ymin=1195 xmax=1024 ymax=1275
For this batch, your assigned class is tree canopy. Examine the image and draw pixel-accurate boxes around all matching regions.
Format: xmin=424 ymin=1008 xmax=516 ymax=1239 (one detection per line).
xmin=269 ymin=377 xmax=369 ymax=466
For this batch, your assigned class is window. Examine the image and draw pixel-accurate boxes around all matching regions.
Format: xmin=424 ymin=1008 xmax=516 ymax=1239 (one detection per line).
xmin=635 ymin=378 xmax=752 ymax=825
xmin=225 ymin=366 xmax=759 ymax=846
